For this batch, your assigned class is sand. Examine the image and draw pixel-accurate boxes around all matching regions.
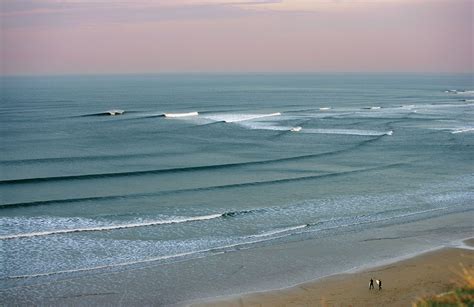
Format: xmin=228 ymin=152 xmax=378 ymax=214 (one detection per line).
xmin=193 ymin=241 xmax=473 ymax=307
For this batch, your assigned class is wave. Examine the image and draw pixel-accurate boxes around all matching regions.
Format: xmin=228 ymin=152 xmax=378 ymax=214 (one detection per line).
xmin=1 ymin=208 xmax=267 ymax=240
xmin=2 ymin=156 xmax=318 ymax=184
xmin=6 ymin=232 xmax=290 ymax=279
xmin=203 ymin=112 xmax=281 ymax=123
xmin=0 ymin=137 xmax=388 ymax=207
xmin=0 ymin=152 xmax=169 ymax=165
xmin=221 ymin=209 xmax=259 ymax=218
xmin=2 ymin=140 xmax=384 ymax=185
xmin=80 ymin=110 xmax=125 ymax=117
xmin=6 ymin=221 xmax=312 ymax=280
xmin=445 ymin=90 xmax=474 ymax=95
xmin=451 ymin=128 xmax=474 ymax=134
xmin=290 ymin=126 xmax=302 ymax=132
xmin=248 ymin=225 xmax=308 ymax=238
xmin=20 ymin=162 xmax=402 ymax=208
xmin=0 ymin=163 xmax=396 ymax=209
xmin=304 ymin=128 xmax=393 ymax=136
xmin=6 ymin=205 xmax=463 ymax=280
xmin=6 ymin=249 xmax=205 ymax=279
xmin=1 ymin=160 xmax=407 ymax=211
xmin=0 ymin=214 xmax=223 ymax=240
xmin=163 ymin=112 xmax=199 ymax=118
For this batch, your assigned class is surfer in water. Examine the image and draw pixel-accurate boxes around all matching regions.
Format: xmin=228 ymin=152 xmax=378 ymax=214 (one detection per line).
xmin=369 ymin=278 xmax=374 ymax=290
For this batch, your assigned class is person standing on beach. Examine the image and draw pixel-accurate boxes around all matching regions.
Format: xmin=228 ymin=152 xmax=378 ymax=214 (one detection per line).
xmin=369 ymin=278 xmax=374 ymax=290
xmin=378 ymin=279 xmax=382 ymax=290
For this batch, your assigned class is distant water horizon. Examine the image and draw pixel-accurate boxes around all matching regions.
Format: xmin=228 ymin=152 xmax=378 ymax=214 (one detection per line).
xmin=1 ymin=73 xmax=473 ymax=305
xmin=2 ymin=71 xmax=473 ymax=78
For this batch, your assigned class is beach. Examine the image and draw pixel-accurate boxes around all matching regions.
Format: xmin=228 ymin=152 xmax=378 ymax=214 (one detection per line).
xmin=194 ymin=239 xmax=474 ymax=307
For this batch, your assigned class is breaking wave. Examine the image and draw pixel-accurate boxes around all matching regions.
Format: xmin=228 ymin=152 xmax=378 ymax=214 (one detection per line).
xmin=445 ymin=90 xmax=474 ymax=95
xmin=451 ymin=127 xmax=474 ymax=134
xmin=80 ymin=110 xmax=125 ymax=117
xmin=248 ymin=225 xmax=308 ymax=238
xmin=6 ymin=204 xmax=465 ymax=280
xmin=0 ymin=214 xmax=222 ymax=240
xmin=1 ymin=208 xmax=268 ymax=240
xmin=304 ymin=128 xmax=393 ymax=136
xmin=163 ymin=112 xmax=199 ymax=118
xmin=203 ymin=112 xmax=281 ymax=123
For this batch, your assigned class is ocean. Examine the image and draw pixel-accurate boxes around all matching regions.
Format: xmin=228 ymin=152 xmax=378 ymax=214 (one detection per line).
xmin=1 ymin=73 xmax=473 ymax=305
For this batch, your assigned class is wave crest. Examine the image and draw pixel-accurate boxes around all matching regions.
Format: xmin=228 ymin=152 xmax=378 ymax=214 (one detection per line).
xmin=163 ymin=112 xmax=199 ymax=118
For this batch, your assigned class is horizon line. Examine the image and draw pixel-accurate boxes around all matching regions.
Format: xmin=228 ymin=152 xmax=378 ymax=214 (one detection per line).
xmin=2 ymin=71 xmax=473 ymax=78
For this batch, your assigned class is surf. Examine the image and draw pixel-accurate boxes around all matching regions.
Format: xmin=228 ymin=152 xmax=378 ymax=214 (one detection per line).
xmin=80 ymin=110 xmax=126 ymax=117
xmin=0 ymin=208 xmax=267 ymax=240
xmin=451 ymin=127 xmax=474 ymax=134
xmin=163 ymin=112 xmax=199 ymax=118
xmin=248 ymin=225 xmax=308 ymax=238
xmin=304 ymin=128 xmax=393 ymax=136
xmin=5 ymin=205 xmax=464 ymax=280
xmin=0 ymin=214 xmax=222 ymax=240
xmin=203 ymin=112 xmax=281 ymax=123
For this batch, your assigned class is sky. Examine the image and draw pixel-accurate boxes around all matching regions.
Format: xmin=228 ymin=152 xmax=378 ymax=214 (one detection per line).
xmin=1 ymin=0 xmax=472 ymax=75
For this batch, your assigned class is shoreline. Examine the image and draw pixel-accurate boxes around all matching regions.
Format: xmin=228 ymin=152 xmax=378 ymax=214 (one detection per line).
xmin=2 ymin=212 xmax=472 ymax=306
xmin=190 ymin=238 xmax=474 ymax=306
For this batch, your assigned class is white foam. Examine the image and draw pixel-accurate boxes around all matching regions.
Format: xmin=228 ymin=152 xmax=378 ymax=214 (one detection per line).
xmin=319 ymin=107 xmax=331 ymax=111
xmin=0 ymin=214 xmax=222 ymax=240
xmin=164 ymin=112 xmax=199 ymax=118
xmin=445 ymin=90 xmax=474 ymax=95
xmin=7 ymin=228 xmax=303 ymax=279
xmin=451 ymin=127 xmax=474 ymax=134
xmin=304 ymin=128 xmax=393 ymax=136
xmin=370 ymin=107 xmax=381 ymax=110
xmin=106 ymin=109 xmax=125 ymax=116
xmin=7 ymin=206 xmax=457 ymax=280
xmin=290 ymin=127 xmax=302 ymax=132
xmin=204 ymin=112 xmax=281 ymax=123
xmin=249 ymin=225 xmax=307 ymax=238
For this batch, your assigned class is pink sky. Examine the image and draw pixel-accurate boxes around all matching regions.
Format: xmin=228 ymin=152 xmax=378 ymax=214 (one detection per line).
xmin=1 ymin=0 xmax=472 ymax=75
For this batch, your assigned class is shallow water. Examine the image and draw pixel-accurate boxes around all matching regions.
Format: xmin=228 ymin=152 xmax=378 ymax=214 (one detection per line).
xmin=1 ymin=73 xmax=473 ymax=304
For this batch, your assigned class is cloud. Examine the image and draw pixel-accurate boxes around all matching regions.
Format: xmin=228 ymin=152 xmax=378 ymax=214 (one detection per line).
xmin=1 ymin=0 xmax=412 ymax=17
xmin=0 ymin=0 xmax=260 ymax=28
xmin=2 ymin=0 xmax=471 ymax=74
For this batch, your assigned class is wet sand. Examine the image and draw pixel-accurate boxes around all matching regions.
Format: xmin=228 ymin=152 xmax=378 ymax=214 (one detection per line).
xmin=193 ymin=240 xmax=473 ymax=307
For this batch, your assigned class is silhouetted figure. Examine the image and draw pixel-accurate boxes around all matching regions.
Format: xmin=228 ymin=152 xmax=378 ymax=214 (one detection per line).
xmin=369 ymin=278 xmax=374 ymax=290
xmin=378 ymin=279 xmax=382 ymax=290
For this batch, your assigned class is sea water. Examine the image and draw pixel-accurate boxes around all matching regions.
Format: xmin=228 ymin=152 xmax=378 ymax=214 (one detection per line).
xmin=0 ymin=74 xmax=473 ymax=305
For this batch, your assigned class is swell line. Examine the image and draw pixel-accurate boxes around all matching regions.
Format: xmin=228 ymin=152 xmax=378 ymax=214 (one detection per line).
xmin=0 ymin=160 xmax=407 ymax=209
xmin=0 ymin=135 xmax=386 ymax=186
xmin=0 ymin=152 xmax=170 ymax=165
xmin=0 ymin=214 xmax=222 ymax=240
